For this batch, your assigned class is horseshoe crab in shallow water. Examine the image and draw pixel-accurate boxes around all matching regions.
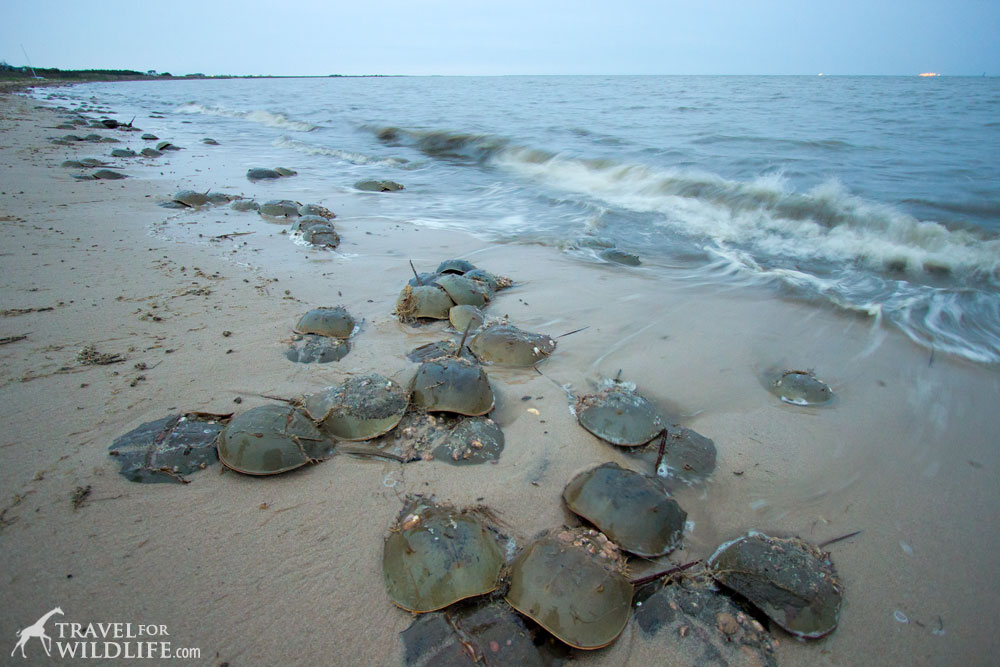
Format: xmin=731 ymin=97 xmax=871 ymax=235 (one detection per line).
xmin=259 ymin=199 xmax=302 ymax=218
xmin=622 ymin=426 xmax=718 ymax=485
xmin=110 ymin=148 xmax=136 ymax=158
xmin=707 ymin=531 xmax=843 ymax=640
xmin=285 ymin=334 xmax=350 ymax=364
xmin=247 ymin=167 xmax=281 ymax=181
xmin=469 ymin=324 xmax=556 ymax=367
xmin=303 ymin=374 xmax=409 ymax=441
xmin=356 ymin=179 xmax=404 ymax=192
xmin=562 ymin=462 xmax=686 ymax=558
xmin=231 ymin=199 xmax=260 ymax=212
xmin=294 ymin=306 xmax=355 ymax=338
xmin=202 ymin=137 xmax=219 ymax=145
xmin=449 ymin=304 xmax=485 ymax=333
xmin=383 ymin=497 xmax=505 ymax=613
xmin=600 ymin=248 xmax=641 ymax=266
xmin=298 ymin=203 xmax=335 ymax=219
xmin=141 ymin=133 xmax=159 ymax=141
xmin=411 ymin=356 xmax=495 ymax=416
xmin=216 ymin=404 xmax=331 ymax=475
xmin=575 ymin=384 xmax=664 ymax=447
xmin=274 ymin=167 xmax=297 ymax=176
xmin=768 ymin=370 xmax=833 ymax=406
xmin=434 ymin=274 xmax=492 ymax=308
xmin=108 ymin=412 xmax=229 ymax=483
xmin=505 ymin=528 xmax=633 ymax=650
xmin=396 ymin=284 xmax=455 ymax=321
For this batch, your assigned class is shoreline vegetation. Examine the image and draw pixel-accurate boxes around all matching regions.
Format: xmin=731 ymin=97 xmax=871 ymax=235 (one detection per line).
xmin=1 ymin=80 xmax=997 ymax=665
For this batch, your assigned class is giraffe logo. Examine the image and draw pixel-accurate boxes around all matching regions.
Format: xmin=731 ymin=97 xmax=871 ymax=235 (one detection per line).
xmin=10 ymin=607 xmax=63 ymax=658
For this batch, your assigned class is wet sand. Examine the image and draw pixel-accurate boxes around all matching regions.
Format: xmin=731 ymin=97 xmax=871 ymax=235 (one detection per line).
xmin=1 ymin=90 xmax=998 ymax=666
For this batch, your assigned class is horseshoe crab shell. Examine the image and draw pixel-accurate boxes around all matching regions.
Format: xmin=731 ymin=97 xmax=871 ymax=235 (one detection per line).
xmin=216 ymin=404 xmax=330 ymax=475
xmin=411 ymin=357 xmax=495 ymax=416
xmin=259 ymin=200 xmax=301 ymax=218
xmin=156 ymin=141 xmax=180 ymax=151
xmin=769 ymin=370 xmax=833 ymax=406
xmin=355 ymin=179 xmax=404 ymax=192
xmin=383 ymin=498 xmax=504 ymax=613
xmin=395 ymin=284 xmax=454 ymax=321
xmin=110 ymin=148 xmax=137 ymax=158
xmin=109 ymin=412 xmax=228 ymax=483
xmin=434 ymin=274 xmax=492 ymax=308
xmin=469 ymin=324 xmax=556 ymax=367
xmin=302 ymin=227 xmax=340 ymax=248
xmin=432 ymin=416 xmax=504 ymax=465
xmin=448 ymin=304 xmax=484 ymax=333
xmin=172 ymin=190 xmax=210 ymax=207
xmin=247 ymin=167 xmax=281 ymax=181
xmin=297 ymin=203 xmax=336 ymax=219
xmin=436 ymin=259 xmax=477 ymax=275
xmin=463 ymin=268 xmax=509 ymax=291
xmin=274 ymin=167 xmax=297 ymax=176
xmin=294 ymin=307 xmax=355 ymax=338
xmin=505 ymin=528 xmax=633 ymax=650
xmin=576 ymin=385 xmax=664 ymax=447
xmin=707 ymin=531 xmax=843 ymax=640
xmin=141 ymin=133 xmax=159 ymax=140
xmin=303 ymin=374 xmax=409 ymax=441
xmin=562 ymin=462 xmax=686 ymax=558
xmin=140 ymin=148 xmax=162 ymax=157
xmin=231 ymin=199 xmax=260 ymax=212
xmin=285 ymin=334 xmax=350 ymax=364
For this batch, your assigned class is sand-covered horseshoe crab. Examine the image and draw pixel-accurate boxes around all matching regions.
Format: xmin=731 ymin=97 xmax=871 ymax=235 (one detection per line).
xmin=109 ymin=412 xmax=229 ymax=483
xmin=285 ymin=334 xmax=350 ymax=364
xmin=768 ymin=370 xmax=833 ymax=406
xmin=707 ymin=531 xmax=843 ymax=639
xmin=505 ymin=528 xmax=633 ymax=650
xmin=294 ymin=306 xmax=355 ymax=338
xmin=302 ymin=374 xmax=409 ymax=441
xmin=563 ymin=462 xmax=686 ymax=558
xmin=411 ymin=356 xmax=495 ymax=416
xmin=469 ymin=324 xmax=556 ymax=367
xmin=432 ymin=416 xmax=505 ymax=465
xmin=216 ymin=404 xmax=331 ymax=476
xmin=383 ymin=497 xmax=504 ymax=613
xmin=396 ymin=284 xmax=455 ymax=321
xmin=575 ymin=384 xmax=664 ymax=447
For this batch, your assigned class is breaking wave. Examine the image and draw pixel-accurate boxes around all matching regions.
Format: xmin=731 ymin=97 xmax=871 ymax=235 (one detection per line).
xmin=273 ymin=136 xmax=414 ymax=169
xmin=175 ymin=103 xmax=318 ymax=132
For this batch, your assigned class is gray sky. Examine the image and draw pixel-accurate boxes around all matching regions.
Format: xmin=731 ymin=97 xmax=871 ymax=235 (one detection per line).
xmin=2 ymin=0 xmax=998 ymax=76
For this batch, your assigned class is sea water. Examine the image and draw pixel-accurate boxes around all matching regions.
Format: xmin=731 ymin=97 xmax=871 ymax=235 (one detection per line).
xmin=37 ymin=75 xmax=1000 ymax=363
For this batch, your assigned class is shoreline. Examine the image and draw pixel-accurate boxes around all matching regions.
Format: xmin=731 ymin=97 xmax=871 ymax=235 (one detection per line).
xmin=1 ymin=87 xmax=998 ymax=665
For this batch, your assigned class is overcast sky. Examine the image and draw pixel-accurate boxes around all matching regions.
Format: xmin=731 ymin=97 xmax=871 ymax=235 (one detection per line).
xmin=2 ymin=0 xmax=997 ymax=76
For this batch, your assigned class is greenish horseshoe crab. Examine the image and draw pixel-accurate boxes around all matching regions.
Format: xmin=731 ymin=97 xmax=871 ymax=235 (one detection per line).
xmin=297 ymin=203 xmax=336 ymax=219
xmin=562 ymin=462 xmax=686 ymax=558
xmin=110 ymin=148 xmax=136 ymax=158
xmin=469 ymin=324 xmax=556 ymax=367
xmin=356 ymin=179 xmax=404 ymax=192
xmin=383 ymin=497 xmax=505 ymax=613
xmin=505 ymin=528 xmax=633 ymax=650
xmin=436 ymin=258 xmax=477 ymax=275
xmin=707 ymin=531 xmax=843 ymax=640
xmin=434 ymin=274 xmax=492 ymax=308
xmin=768 ymin=370 xmax=833 ymax=406
xmin=411 ymin=356 xmax=495 ymax=416
xmin=231 ymin=199 xmax=260 ymax=212
xmin=140 ymin=148 xmax=162 ymax=157
xmin=259 ymin=200 xmax=302 ymax=218
xmin=109 ymin=412 xmax=229 ymax=483
xmin=449 ymin=305 xmax=485 ymax=335
xmin=294 ymin=306 xmax=355 ymax=338
xmin=600 ymin=248 xmax=641 ymax=266
xmin=285 ymin=334 xmax=350 ymax=364
xmin=302 ymin=374 xmax=409 ymax=441
xmin=396 ymin=284 xmax=455 ymax=321
xmin=246 ymin=167 xmax=281 ymax=181
xmin=141 ymin=133 xmax=159 ymax=141
xmin=575 ymin=384 xmax=664 ymax=447
xmin=172 ymin=190 xmax=210 ymax=207
xmin=216 ymin=404 xmax=331 ymax=476
xmin=156 ymin=141 xmax=180 ymax=151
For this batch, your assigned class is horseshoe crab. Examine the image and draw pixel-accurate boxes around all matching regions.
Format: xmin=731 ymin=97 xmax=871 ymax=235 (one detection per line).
xmin=303 ymin=374 xmax=409 ymax=441
xmin=768 ymin=370 xmax=833 ymax=406
xmin=408 ymin=271 xmax=441 ymax=287
xmin=401 ymin=599 xmax=567 ymax=666
xmin=432 ymin=416 xmax=504 ymax=465
xmin=99 ymin=137 xmax=121 ymax=143
xmin=156 ymin=141 xmax=180 ymax=151
xmin=172 ymin=190 xmax=210 ymax=207
xmin=231 ymin=199 xmax=260 ymax=212
xmin=61 ymin=160 xmax=86 ymax=168
xmin=110 ymin=148 xmax=136 ymax=158
xmin=576 ymin=384 xmax=664 ymax=447
xmin=436 ymin=259 xmax=477 ymax=275
xmin=434 ymin=274 xmax=492 ymax=308
xmin=707 ymin=532 xmax=843 ymax=640
xmin=505 ymin=528 xmax=633 ymax=650
xmin=412 ymin=357 xmax=495 ymax=416
xmin=356 ymin=179 xmax=404 ymax=192
xmin=383 ymin=497 xmax=504 ymax=613
xmin=632 ymin=571 xmax=777 ymax=666
xmin=562 ymin=462 xmax=686 ymax=558
xmin=140 ymin=148 xmax=162 ymax=157
xmin=469 ymin=324 xmax=556 ymax=367
xmin=285 ymin=334 xmax=350 ymax=364
xmin=298 ymin=203 xmax=336 ymax=219
xmin=407 ymin=340 xmax=475 ymax=363
xmin=294 ymin=306 xmax=355 ymax=338
xmin=395 ymin=284 xmax=454 ymax=321
xmin=274 ymin=167 xmax=297 ymax=176
xmin=80 ymin=158 xmax=109 ymax=167
xmin=216 ymin=404 xmax=331 ymax=475
xmin=259 ymin=200 xmax=301 ymax=218
xmin=463 ymin=268 xmax=511 ymax=291
xmin=303 ymin=227 xmax=340 ymax=248
xmin=202 ymin=137 xmax=219 ymax=145
xmin=73 ymin=169 xmax=127 ymax=181
xmin=141 ymin=133 xmax=159 ymax=140
xmin=449 ymin=304 xmax=484 ymax=333
xmin=247 ymin=167 xmax=281 ymax=181
xmin=108 ymin=412 xmax=229 ymax=483
xmin=600 ymin=248 xmax=641 ymax=266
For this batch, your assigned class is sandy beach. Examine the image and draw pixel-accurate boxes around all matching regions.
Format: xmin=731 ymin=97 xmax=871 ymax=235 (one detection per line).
xmin=1 ymin=88 xmax=998 ymax=666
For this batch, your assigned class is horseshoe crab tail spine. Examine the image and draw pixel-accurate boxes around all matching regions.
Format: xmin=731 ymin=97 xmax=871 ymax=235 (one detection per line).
xmin=457 ymin=321 xmax=473 ymax=357
xmin=409 ymin=260 xmax=423 ymax=286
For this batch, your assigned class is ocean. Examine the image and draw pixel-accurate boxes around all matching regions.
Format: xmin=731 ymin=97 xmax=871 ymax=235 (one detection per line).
xmin=36 ymin=75 xmax=1000 ymax=363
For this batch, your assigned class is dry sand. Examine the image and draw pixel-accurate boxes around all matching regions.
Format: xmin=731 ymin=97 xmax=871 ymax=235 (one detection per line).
xmin=1 ymin=90 xmax=998 ymax=666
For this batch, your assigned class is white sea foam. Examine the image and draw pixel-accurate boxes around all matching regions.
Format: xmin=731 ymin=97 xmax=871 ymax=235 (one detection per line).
xmin=273 ymin=136 xmax=411 ymax=168
xmin=175 ymin=103 xmax=318 ymax=132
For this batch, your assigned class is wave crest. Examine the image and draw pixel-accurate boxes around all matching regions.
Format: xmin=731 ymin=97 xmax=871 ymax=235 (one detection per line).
xmin=176 ymin=103 xmax=317 ymax=132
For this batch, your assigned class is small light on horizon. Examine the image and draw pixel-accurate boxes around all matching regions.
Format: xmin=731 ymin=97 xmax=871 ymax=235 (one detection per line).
xmin=919 ymin=72 xmax=940 ymax=77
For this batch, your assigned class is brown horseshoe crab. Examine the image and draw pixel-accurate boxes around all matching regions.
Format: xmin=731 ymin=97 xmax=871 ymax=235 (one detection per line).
xmin=562 ymin=462 xmax=686 ymax=558
xmin=302 ymin=374 xmax=409 ymax=441
xmin=216 ymin=404 xmax=331 ymax=475
xmin=505 ymin=527 xmax=633 ymax=650
xmin=383 ymin=497 xmax=504 ymax=613
xmin=707 ymin=531 xmax=843 ymax=640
